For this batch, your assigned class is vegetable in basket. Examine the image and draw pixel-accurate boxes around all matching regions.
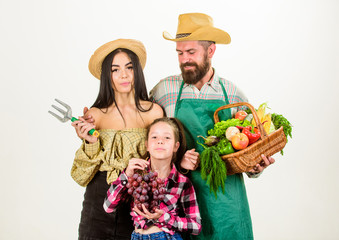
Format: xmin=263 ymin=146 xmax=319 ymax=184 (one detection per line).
xmin=198 ymin=118 xmax=252 ymax=197
xmin=208 ymin=118 xmax=251 ymax=138
xmin=217 ymin=138 xmax=235 ymax=155
xmin=250 ymin=102 xmax=272 ymax=134
xmin=234 ymin=110 xmax=248 ymax=120
xmin=245 ymin=102 xmax=293 ymax=154
xmin=198 ymin=103 xmax=292 ymax=197
xmin=271 ymin=113 xmax=292 ymax=155
xmin=198 ymin=145 xmax=227 ymax=198
xmin=240 ymin=126 xmax=261 ymax=145
xmin=198 ymin=135 xmax=220 ymax=146
xmin=225 ymin=126 xmax=240 ymax=141
xmin=231 ymin=133 xmax=249 ymax=150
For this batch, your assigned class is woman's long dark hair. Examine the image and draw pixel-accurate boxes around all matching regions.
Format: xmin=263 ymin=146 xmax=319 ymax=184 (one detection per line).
xmin=91 ymin=48 xmax=152 ymax=122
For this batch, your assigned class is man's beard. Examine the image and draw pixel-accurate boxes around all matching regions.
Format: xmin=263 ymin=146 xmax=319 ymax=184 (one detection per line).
xmin=180 ymin=54 xmax=210 ymax=85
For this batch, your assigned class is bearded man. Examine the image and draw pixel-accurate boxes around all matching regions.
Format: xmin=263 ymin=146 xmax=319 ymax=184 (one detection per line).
xmin=150 ymin=13 xmax=275 ymax=240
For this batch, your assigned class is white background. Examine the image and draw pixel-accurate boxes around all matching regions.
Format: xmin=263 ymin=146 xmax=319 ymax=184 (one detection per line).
xmin=1 ymin=0 xmax=338 ymax=239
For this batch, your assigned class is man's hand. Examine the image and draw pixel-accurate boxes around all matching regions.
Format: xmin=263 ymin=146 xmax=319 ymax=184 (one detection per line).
xmin=180 ymin=149 xmax=200 ymax=171
xmin=133 ymin=204 xmax=164 ymax=220
xmin=248 ymin=154 xmax=275 ymax=174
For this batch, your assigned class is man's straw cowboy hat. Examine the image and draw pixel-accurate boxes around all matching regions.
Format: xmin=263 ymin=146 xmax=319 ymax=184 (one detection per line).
xmin=163 ymin=13 xmax=231 ymax=44
xmin=88 ymin=39 xmax=146 ymax=80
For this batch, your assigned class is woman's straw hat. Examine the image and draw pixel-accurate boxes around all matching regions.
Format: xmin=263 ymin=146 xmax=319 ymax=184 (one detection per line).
xmin=88 ymin=39 xmax=146 ymax=80
xmin=163 ymin=13 xmax=231 ymax=44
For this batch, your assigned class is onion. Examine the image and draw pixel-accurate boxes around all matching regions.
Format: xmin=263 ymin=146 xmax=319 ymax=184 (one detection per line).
xmin=225 ymin=126 xmax=240 ymax=141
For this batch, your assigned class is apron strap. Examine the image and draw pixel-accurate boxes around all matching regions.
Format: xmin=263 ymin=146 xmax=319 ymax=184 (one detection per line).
xmin=174 ymin=76 xmax=231 ymax=117
xmin=174 ymin=80 xmax=185 ymax=117
xmin=219 ymin=79 xmax=230 ymax=105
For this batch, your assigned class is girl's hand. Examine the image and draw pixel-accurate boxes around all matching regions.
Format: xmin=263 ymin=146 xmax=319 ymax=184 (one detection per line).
xmin=125 ymin=158 xmax=149 ymax=178
xmin=133 ymin=204 xmax=164 ymax=220
xmin=71 ymin=117 xmax=98 ymax=143
xmin=180 ymin=149 xmax=200 ymax=171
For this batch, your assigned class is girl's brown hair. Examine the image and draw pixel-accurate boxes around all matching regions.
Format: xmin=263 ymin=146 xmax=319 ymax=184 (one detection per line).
xmin=146 ymin=117 xmax=186 ymax=165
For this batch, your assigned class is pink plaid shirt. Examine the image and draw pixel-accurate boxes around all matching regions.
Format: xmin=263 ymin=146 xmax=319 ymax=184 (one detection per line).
xmin=103 ymin=163 xmax=202 ymax=236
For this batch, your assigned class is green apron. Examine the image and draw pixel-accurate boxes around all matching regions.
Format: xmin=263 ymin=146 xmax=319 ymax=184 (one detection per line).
xmin=174 ymin=81 xmax=253 ymax=240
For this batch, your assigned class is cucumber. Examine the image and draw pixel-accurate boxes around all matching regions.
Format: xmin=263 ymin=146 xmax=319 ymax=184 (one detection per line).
xmin=244 ymin=113 xmax=253 ymax=123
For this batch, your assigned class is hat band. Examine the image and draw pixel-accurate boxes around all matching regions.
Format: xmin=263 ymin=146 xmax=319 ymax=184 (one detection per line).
xmin=176 ymin=33 xmax=191 ymax=39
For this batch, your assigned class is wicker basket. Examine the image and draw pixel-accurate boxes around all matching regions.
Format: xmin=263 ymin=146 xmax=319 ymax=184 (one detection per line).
xmin=213 ymin=102 xmax=287 ymax=175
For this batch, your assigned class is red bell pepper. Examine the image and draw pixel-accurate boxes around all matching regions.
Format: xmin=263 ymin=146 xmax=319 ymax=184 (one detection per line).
xmin=242 ymin=126 xmax=261 ymax=145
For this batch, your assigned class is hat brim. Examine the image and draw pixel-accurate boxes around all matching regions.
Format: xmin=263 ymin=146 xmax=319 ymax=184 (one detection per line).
xmin=88 ymin=39 xmax=146 ymax=80
xmin=163 ymin=26 xmax=231 ymax=44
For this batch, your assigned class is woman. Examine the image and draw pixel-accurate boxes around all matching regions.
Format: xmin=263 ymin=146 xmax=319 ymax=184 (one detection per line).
xmin=71 ymin=39 xmax=164 ymax=240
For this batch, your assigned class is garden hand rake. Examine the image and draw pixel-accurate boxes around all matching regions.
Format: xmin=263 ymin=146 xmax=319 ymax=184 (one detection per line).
xmin=48 ymin=98 xmax=99 ymax=137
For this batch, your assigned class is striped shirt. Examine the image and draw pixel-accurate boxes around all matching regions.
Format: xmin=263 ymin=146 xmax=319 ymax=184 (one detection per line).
xmin=103 ymin=163 xmax=202 ymax=236
xmin=150 ymin=69 xmax=248 ymax=117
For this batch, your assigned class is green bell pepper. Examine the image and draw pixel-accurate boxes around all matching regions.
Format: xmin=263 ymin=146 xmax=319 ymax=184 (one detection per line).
xmin=220 ymin=142 xmax=235 ymax=155
xmin=217 ymin=138 xmax=235 ymax=155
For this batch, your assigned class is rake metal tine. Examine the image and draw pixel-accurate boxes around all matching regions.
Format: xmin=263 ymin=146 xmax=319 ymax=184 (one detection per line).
xmin=55 ymin=98 xmax=71 ymax=112
xmin=54 ymin=98 xmax=73 ymax=119
xmin=51 ymin=104 xmax=66 ymax=116
xmin=48 ymin=110 xmax=68 ymax=122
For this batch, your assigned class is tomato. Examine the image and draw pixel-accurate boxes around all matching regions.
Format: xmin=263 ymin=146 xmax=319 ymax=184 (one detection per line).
xmin=235 ymin=110 xmax=248 ymax=120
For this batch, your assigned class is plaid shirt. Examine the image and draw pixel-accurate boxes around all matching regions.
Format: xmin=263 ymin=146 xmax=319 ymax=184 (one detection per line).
xmin=103 ymin=163 xmax=202 ymax=235
xmin=149 ymin=69 xmax=248 ymax=117
xmin=71 ymin=128 xmax=147 ymax=186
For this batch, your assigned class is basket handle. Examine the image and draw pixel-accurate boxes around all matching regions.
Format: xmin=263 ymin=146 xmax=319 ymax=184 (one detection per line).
xmin=213 ymin=102 xmax=268 ymax=138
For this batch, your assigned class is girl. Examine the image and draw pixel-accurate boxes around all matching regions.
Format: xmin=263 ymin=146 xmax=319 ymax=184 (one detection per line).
xmin=71 ymin=39 xmax=164 ymax=240
xmin=103 ymin=117 xmax=202 ymax=240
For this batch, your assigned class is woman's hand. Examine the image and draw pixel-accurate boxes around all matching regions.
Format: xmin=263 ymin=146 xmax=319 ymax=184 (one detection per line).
xmin=133 ymin=204 xmax=164 ymax=220
xmin=125 ymin=158 xmax=149 ymax=178
xmin=82 ymin=107 xmax=95 ymax=124
xmin=180 ymin=149 xmax=200 ymax=171
xmin=248 ymin=154 xmax=275 ymax=174
xmin=71 ymin=117 xmax=98 ymax=143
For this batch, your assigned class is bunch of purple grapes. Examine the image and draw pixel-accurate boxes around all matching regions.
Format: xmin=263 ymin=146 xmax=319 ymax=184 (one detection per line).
xmin=126 ymin=171 xmax=166 ymax=213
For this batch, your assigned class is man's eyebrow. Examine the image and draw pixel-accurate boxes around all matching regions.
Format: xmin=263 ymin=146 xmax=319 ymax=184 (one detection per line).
xmin=176 ymin=48 xmax=195 ymax=52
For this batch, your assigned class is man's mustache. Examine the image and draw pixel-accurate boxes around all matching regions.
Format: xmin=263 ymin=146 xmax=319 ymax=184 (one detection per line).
xmin=181 ymin=62 xmax=198 ymax=68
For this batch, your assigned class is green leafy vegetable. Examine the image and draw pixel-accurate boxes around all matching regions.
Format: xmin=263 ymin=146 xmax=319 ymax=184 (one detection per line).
xmin=197 ymin=119 xmax=253 ymax=197
xmin=200 ymin=146 xmax=227 ymax=198
xmin=208 ymin=119 xmax=251 ymax=138
xmin=271 ymin=113 xmax=293 ymax=155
